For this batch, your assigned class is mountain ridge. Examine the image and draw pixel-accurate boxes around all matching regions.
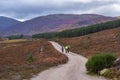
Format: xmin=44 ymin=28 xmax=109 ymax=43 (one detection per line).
xmin=0 ymin=14 xmax=117 ymax=36
xmin=0 ymin=16 xmax=21 ymax=30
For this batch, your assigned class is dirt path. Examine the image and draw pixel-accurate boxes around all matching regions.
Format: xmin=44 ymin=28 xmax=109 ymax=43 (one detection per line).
xmin=31 ymin=41 xmax=108 ymax=80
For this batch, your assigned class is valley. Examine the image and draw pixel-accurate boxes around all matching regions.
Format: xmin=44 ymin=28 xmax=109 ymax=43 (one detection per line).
xmin=0 ymin=14 xmax=120 ymax=80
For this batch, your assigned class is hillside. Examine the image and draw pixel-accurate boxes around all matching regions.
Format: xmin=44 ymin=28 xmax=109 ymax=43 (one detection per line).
xmin=117 ymin=16 xmax=120 ymax=19
xmin=0 ymin=16 xmax=20 ymax=30
xmin=0 ymin=14 xmax=116 ymax=36
xmin=0 ymin=39 xmax=68 ymax=79
xmin=57 ymin=27 xmax=120 ymax=58
xmin=33 ymin=19 xmax=120 ymax=39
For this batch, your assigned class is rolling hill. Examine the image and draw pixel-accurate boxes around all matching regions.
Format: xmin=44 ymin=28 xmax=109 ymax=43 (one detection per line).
xmin=0 ymin=16 xmax=20 ymax=30
xmin=57 ymin=27 xmax=120 ymax=58
xmin=0 ymin=14 xmax=117 ymax=36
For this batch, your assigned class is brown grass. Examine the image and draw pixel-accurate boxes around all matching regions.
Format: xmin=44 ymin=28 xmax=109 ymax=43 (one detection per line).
xmin=57 ymin=27 xmax=120 ymax=58
xmin=0 ymin=39 xmax=68 ymax=80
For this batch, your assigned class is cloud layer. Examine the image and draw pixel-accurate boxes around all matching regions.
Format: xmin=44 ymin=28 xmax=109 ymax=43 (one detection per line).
xmin=0 ymin=0 xmax=120 ymax=21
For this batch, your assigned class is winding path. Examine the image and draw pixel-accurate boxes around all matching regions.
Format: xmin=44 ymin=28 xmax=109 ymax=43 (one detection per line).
xmin=31 ymin=41 xmax=108 ymax=80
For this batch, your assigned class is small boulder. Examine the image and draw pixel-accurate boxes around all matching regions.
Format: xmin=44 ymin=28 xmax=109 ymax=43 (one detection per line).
xmin=114 ymin=58 xmax=120 ymax=69
xmin=99 ymin=68 xmax=109 ymax=75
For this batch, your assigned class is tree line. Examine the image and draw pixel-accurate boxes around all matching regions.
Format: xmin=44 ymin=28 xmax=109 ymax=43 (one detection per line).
xmin=7 ymin=34 xmax=24 ymax=40
xmin=32 ymin=19 xmax=120 ymax=39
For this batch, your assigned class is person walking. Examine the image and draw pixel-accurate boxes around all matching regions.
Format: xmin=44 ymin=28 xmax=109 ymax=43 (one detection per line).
xmin=67 ymin=45 xmax=71 ymax=53
xmin=65 ymin=45 xmax=68 ymax=53
xmin=61 ymin=44 xmax=64 ymax=53
xmin=65 ymin=45 xmax=71 ymax=53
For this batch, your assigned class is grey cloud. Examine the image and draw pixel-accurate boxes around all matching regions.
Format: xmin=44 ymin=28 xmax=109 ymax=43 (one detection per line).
xmin=0 ymin=0 xmax=119 ymax=20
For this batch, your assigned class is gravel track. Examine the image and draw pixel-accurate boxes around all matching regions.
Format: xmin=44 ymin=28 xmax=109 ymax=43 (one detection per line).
xmin=31 ymin=41 xmax=108 ymax=80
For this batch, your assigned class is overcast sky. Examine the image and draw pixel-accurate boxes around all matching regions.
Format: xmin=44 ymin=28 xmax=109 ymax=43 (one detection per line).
xmin=0 ymin=0 xmax=120 ymax=21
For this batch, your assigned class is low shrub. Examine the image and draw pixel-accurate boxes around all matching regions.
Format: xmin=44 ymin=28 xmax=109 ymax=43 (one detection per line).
xmin=86 ymin=53 xmax=116 ymax=73
xmin=87 ymin=36 xmax=91 ymax=40
xmin=28 ymin=52 xmax=35 ymax=62
xmin=83 ymin=45 xmax=89 ymax=50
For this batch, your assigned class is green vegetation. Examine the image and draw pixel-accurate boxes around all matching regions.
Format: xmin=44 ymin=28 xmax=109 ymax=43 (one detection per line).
xmin=32 ymin=32 xmax=58 ymax=39
xmin=102 ymin=69 xmax=111 ymax=78
xmin=83 ymin=45 xmax=89 ymax=50
xmin=87 ymin=36 xmax=91 ymax=40
xmin=86 ymin=53 xmax=116 ymax=74
xmin=33 ymin=19 xmax=120 ymax=39
xmin=28 ymin=52 xmax=35 ymax=62
xmin=8 ymin=34 xmax=24 ymax=40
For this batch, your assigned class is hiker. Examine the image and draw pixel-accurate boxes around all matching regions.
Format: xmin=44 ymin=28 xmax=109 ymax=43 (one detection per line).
xmin=65 ymin=45 xmax=69 ymax=53
xmin=67 ymin=45 xmax=71 ymax=53
xmin=61 ymin=44 xmax=64 ymax=53
xmin=65 ymin=45 xmax=71 ymax=53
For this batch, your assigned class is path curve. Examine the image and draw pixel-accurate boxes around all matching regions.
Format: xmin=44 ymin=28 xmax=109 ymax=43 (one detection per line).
xmin=31 ymin=41 xmax=108 ymax=80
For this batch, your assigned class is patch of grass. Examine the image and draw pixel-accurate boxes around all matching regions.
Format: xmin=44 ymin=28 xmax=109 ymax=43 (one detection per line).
xmin=0 ymin=39 xmax=28 ymax=43
xmin=102 ymin=69 xmax=111 ymax=78
xmin=87 ymin=71 xmax=99 ymax=76
xmin=87 ymin=36 xmax=91 ymax=40
xmin=83 ymin=45 xmax=89 ymax=50
xmin=28 ymin=52 xmax=35 ymax=63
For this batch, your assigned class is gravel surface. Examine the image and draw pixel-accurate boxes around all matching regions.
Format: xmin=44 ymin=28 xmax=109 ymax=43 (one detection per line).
xmin=31 ymin=41 xmax=108 ymax=80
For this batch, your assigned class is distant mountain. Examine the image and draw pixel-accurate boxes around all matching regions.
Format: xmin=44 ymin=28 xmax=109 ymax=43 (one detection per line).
xmin=0 ymin=14 xmax=117 ymax=36
xmin=0 ymin=16 xmax=20 ymax=30
xmin=117 ymin=16 xmax=120 ymax=19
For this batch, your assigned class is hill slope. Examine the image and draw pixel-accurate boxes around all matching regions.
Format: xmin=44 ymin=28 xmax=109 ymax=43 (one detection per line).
xmin=0 ymin=16 xmax=20 ymax=30
xmin=1 ymin=14 xmax=116 ymax=36
xmin=57 ymin=27 xmax=120 ymax=58
xmin=0 ymin=39 xmax=68 ymax=79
